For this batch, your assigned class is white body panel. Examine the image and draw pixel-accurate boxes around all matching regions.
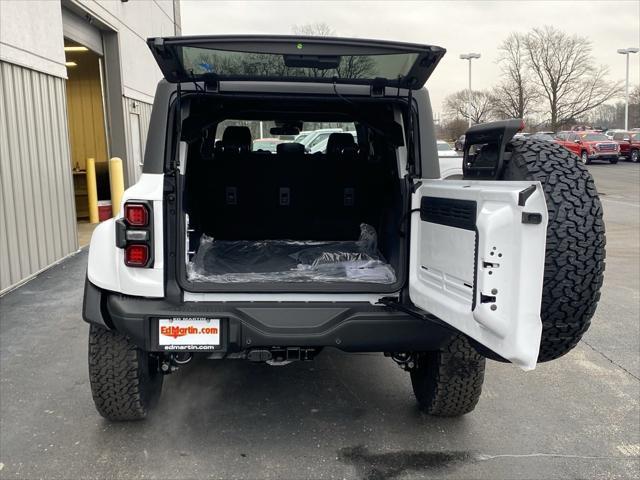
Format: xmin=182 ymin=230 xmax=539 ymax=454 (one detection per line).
xmin=87 ymin=174 xmax=165 ymax=297
xmin=409 ymin=180 xmax=548 ymax=370
xmin=438 ymin=155 xmax=463 ymax=179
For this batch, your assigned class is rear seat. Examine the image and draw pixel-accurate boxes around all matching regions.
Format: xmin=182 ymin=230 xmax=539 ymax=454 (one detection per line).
xmin=308 ymin=133 xmax=363 ymax=238
xmin=201 ymin=126 xmax=253 ymax=237
xmin=191 ymin=127 xmax=384 ymax=241
xmin=251 ymin=142 xmax=307 ymax=238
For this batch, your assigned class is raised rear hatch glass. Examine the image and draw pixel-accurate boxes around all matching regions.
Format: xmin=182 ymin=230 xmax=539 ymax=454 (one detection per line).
xmin=147 ymin=35 xmax=445 ymax=89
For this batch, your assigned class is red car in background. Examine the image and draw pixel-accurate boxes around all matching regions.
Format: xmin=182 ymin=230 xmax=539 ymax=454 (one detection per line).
xmin=612 ymin=131 xmax=640 ymax=162
xmin=555 ymin=131 xmax=620 ymax=164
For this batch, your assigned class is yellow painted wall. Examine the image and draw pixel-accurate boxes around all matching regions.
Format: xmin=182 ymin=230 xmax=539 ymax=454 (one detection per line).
xmin=65 ymin=49 xmax=108 ymax=171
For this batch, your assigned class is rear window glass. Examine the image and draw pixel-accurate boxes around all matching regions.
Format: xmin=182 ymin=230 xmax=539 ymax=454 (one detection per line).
xmin=216 ymin=120 xmax=357 ymax=153
xmin=181 ymin=47 xmax=418 ymax=81
xmin=252 ymin=140 xmax=281 ymax=152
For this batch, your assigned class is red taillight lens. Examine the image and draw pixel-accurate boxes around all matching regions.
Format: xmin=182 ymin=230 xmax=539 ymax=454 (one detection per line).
xmin=124 ymin=203 xmax=148 ymax=226
xmin=125 ymin=244 xmax=149 ymax=267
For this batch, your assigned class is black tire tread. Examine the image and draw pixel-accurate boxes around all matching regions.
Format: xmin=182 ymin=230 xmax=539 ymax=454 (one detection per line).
xmin=410 ymin=335 xmax=485 ymax=417
xmin=502 ymin=138 xmax=606 ymax=362
xmin=88 ymin=324 xmax=162 ymax=421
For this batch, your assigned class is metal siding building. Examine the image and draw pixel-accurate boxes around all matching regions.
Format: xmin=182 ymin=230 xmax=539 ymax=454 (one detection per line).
xmin=0 ymin=63 xmax=78 ymax=290
xmin=123 ymin=97 xmax=154 ymax=185
xmin=0 ymin=0 xmax=180 ymax=293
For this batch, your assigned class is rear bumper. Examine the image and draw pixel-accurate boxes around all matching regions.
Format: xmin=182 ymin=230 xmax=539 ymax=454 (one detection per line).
xmin=83 ymin=280 xmax=453 ymax=353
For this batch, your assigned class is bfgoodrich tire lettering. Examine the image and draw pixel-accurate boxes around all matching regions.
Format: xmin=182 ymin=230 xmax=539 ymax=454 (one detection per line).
xmin=410 ymin=335 xmax=485 ymax=417
xmin=88 ymin=324 xmax=163 ymax=421
xmin=501 ymin=138 xmax=605 ymax=362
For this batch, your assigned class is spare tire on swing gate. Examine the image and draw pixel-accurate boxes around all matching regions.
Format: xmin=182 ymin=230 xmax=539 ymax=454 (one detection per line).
xmin=499 ymin=137 xmax=606 ymax=363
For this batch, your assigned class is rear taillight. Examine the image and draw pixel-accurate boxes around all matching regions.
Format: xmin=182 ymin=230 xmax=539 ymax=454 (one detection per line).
xmin=116 ymin=201 xmax=153 ymax=268
xmin=124 ymin=203 xmax=148 ymax=226
xmin=125 ymin=244 xmax=149 ymax=267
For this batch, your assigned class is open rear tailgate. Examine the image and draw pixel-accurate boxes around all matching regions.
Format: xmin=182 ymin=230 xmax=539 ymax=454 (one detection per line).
xmin=147 ymin=35 xmax=445 ymax=89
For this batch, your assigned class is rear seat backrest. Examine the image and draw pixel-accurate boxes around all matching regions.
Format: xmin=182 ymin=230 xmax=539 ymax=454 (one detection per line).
xmin=216 ymin=126 xmax=252 ymax=155
xmin=265 ymin=142 xmax=307 ymax=236
xmin=203 ymin=126 xmax=253 ymax=237
xmin=326 ymin=133 xmax=358 ymax=162
xmin=309 ymin=133 xmax=363 ymax=238
xmin=276 ymin=142 xmax=305 ymax=158
xmin=195 ymin=128 xmax=383 ymax=241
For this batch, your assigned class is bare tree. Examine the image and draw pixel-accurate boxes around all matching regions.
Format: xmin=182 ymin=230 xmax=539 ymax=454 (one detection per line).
xmin=492 ymin=33 xmax=539 ymax=119
xmin=524 ymin=26 xmax=622 ymax=130
xmin=444 ymin=90 xmax=494 ymax=125
xmin=440 ymin=118 xmax=468 ymax=141
xmin=290 ymin=23 xmax=376 ymax=79
xmin=292 ymin=23 xmax=336 ymax=36
xmin=585 ymin=104 xmax=618 ymax=129
xmin=630 ymin=85 xmax=640 ymax=128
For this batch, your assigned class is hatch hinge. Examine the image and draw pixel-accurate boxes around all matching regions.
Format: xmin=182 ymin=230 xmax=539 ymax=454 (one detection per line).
xmin=203 ymin=74 xmax=220 ymax=92
xmin=370 ymin=78 xmax=387 ymax=97
xmin=153 ymin=37 xmax=171 ymax=59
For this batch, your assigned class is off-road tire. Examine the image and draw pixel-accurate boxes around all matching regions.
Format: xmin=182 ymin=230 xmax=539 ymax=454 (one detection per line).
xmin=410 ymin=335 xmax=485 ymax=416
xmin=88 ymin=324 xmax=163 ymax=421
xmin=501 ymin=138 xmax=605 ymax=362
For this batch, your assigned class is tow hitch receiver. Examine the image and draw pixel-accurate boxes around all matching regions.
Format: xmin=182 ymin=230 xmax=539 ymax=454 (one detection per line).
xmin=247 ymin=347 xmax=318 ymax=364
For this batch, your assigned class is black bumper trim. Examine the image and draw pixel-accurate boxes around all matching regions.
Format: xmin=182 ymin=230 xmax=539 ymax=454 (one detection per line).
xmin=83 ymin=281 xmax=453 ymax=353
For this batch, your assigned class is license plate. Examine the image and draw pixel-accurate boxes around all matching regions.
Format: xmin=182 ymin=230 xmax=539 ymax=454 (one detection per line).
xmin=158 ymin=317 xmax=220 ymax=351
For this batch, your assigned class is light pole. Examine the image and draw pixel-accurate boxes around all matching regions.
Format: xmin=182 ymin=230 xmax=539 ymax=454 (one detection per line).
xmin=617 ymin=47 xmax=639 ymax=131
xmin=459 ymin=53 xmax=481 ymax=127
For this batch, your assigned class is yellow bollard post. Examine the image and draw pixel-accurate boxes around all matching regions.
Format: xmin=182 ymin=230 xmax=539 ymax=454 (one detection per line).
xmin=109 ymin=157 xmax=125 ymax=217
xmin=86 ymin=158 xmax=99 ymax=224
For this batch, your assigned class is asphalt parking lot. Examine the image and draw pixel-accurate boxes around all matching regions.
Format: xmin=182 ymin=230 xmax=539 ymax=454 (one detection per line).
xmin=0 ymin=163 xmax=638 ymax=480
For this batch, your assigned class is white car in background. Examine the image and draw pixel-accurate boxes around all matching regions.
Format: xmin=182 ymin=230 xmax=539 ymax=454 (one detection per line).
xmin=298 ymin=128 xmax=343 ymax=151
xmin=308 ymin=131 xmax=358 ymax=154
xmin=437 ymin=140 xmax=463 ymax=179
xmin=293 ymin=131 xmax=312 ymax=143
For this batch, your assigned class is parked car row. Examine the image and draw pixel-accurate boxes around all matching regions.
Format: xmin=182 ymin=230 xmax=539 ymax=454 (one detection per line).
xmin=250 ymin=128 xmax=348 ymax=153
xmin=452 ymin=129 xmax=640 ymax=164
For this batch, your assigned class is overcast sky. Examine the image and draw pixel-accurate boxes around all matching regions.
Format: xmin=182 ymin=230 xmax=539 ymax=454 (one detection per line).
xmin=181 ymin=0 xmax=640 ymax=117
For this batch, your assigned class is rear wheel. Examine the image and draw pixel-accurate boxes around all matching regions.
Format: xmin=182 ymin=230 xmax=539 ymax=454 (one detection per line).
xmin=88 ymin=324 xmax=163 ymax=421
xmin=410 ymin=335 xmax=485 ymax=417
xmin=632 ymin=149 xmax=639 ymax=163
xmin=501 ymin=138 xmax=605 ymax=362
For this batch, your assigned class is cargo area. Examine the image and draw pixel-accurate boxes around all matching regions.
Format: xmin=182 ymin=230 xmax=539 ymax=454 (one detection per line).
xmin=178 ymin=94 xmax=408 ymax=292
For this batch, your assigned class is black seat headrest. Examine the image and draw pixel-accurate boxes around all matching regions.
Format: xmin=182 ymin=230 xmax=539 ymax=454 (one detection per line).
xmin=217 ymin=126 xmax=252 ymax=154
xmin=276 ymin=142 xmax=305 ymax=156
xmin=326 ymin=133 xmax=358 ymax=160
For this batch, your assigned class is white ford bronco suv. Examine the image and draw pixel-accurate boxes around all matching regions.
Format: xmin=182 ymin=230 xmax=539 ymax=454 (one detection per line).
xmin=83 ymin=36 xmax=605 ymax=421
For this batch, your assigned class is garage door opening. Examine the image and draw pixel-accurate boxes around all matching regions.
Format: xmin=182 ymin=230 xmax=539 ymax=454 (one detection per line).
xmin=64 ymin=38 xmax=110 ymax=247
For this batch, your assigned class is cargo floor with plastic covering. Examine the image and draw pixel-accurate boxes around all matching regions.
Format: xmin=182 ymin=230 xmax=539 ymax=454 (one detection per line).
xmin=187 ymin=224 xmax=397 ymax=284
